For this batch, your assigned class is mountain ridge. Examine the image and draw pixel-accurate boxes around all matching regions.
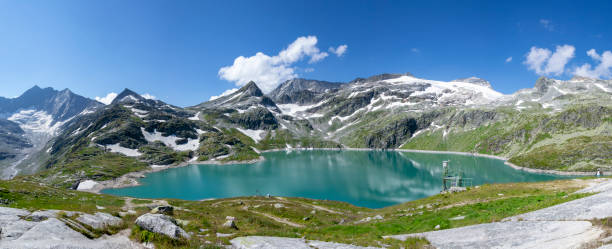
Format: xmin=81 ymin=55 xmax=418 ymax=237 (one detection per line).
xmin=0 ymin=73 xmax=610 ymax=185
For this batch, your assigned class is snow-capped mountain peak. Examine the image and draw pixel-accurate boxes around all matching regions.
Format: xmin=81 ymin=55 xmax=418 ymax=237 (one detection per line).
xmin=451 ymin=77 xmax=492 ymax=88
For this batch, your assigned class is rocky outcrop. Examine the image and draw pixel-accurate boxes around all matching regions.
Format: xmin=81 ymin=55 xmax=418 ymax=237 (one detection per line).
xmin=365 ymin=117 xmax=419 ymax=148
xmin=94 ymin=120 xmax=147 ymax=149
xmin=446 ymin=109 xmax=500 ymax=128
xmin=365 ymin=110 xmax=444 ymax=148
xmin=135 ymin=213 xmax=190 ymax=239
xmin=230 ymin=107 xmax=279 ymax=130
xmin=0 ymin=207 xmax=140 ymax=249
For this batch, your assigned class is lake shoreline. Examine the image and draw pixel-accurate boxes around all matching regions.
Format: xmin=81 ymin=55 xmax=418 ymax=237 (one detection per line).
xmin=89 ymin=147 xmax=597 ymax=194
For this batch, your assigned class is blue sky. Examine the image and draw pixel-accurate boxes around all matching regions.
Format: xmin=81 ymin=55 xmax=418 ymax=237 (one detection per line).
xmin=0 ymin=0 xmax=611 ymax=106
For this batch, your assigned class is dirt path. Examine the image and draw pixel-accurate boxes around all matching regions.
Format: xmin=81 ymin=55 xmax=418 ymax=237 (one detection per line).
xmin=210 ymin=197 xmax=344 ymax=215
xmin=248 ymin=209 xmax=305 ymax=228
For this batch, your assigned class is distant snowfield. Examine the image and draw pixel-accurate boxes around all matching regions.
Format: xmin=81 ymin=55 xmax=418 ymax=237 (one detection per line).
xmin=8 ymin=110 xmax=66 ymax=134
xmin=383 ymin=75 xmax=504 ymax=103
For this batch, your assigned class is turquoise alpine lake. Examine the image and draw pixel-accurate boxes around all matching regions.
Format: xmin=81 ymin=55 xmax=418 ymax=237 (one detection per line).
xmin=102 ymin=150 xmax=571 ymax=208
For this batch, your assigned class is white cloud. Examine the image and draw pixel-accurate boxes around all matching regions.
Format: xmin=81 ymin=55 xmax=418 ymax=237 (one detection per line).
xmin=141 ymin=93 xmax=156 ymax=100
xmin=540 ymin=19 xmax=554 ymax=31
xmin=95 ymin=92 xmax=117 ymax=105
xmin=525 ymin=47 xmax=551 ymax=74
xmin=524 ymin=45 xmax=575 ymax=76
xmin=587 ymin=48 xmax=601 ymax=60
xmin=574 ymin=49 xmax=612 ymax=79
xmin=546 ymin=45 xmax=575 ymax=75
xmin=505 ymin=56 xmax=513 ymax=63
xmin=329 ymin=45 xmax=348 ymax=56
xmin=276 ymin=36 xmax=328 ymax=64
xmin=218 ymin=36 xmax=341 ymax=93
xmin=304 ymin=68 xmax=315 ymax=73
xmin=209 ymin=88 xmax=239 ymax=101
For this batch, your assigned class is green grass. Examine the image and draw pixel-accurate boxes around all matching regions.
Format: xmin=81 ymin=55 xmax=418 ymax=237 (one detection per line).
xmin=0 ymin=179 xmax=125 ymax=214
xmin=34 ymin=146 xmax=149 ymax=188
xmin=401 ymin=122 xmax=506 ymax=154
xmin=509 ymin=135 xmax=612 ymax=171
xmin=399 ymin=104 xmax=612 ymax=171
xmin=0 ymin=177 xmax=598 ymax=249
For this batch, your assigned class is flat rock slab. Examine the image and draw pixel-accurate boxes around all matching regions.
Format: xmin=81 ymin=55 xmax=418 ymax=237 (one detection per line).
xmin=16 ymin=218 xmax=87 ymax=241
xmin=0 ymin=207 xmax=30 ymax=216
xmin=506 ymin=191 xmax=612 ymax=221
xmin=577 ymin=179 xmax=612 ymax=194
xmin=0 ymin=233 xmax=143 ymax=249
xmin=384 ymin=221 xmax=602 ymax=249
xmin=230 ymin=236 xmax=379 ymax=249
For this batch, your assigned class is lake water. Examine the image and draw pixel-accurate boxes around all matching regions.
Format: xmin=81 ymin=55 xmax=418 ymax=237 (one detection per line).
xmin=102 ymin=150 xmax=569 ymax=208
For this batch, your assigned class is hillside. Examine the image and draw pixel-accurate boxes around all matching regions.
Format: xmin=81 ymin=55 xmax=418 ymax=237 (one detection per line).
xmin=0 ymin=74 xmax=610 ymax=188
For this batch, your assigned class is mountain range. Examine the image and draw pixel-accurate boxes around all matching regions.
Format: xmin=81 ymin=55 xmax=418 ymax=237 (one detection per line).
xmin=0 ymin=73 xmax=610 ymax=187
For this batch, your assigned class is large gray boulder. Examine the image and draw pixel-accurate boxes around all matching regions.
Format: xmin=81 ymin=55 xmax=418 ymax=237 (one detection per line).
xmin=76 ymin=212 xmax=123 ymax=230
xmin=135 ymin=213 xmax=190 ymax=239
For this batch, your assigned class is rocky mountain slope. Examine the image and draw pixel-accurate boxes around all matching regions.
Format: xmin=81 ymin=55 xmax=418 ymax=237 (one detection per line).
xmin=2 ymin=73 xmax=611 ymax=187
xmin=0 ymin=86 xmax=103 ymax=179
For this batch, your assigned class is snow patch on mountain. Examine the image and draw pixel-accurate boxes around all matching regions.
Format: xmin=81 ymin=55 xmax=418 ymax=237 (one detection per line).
xmin=594 ymin=83 xmax=611 ymax=93
xmin=105 ymin=143 xmax=142 ymax=157
xmin=141 ymin=128 xmax=200 ymax=151
xmin=188 ymin=112 xmax=201 ymax=121
xmin=236 ymin=128 xmax=266 ymax=142
xmin=128 ymin=107 xmax=148 ymax=118
xmin=77 ymin=180 xmax=99 ymax=190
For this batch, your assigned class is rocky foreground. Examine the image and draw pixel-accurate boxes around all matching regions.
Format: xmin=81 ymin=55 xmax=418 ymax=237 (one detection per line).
xmin=4 ymin=179 xmax=612 ymax=248
xmin=385 ymin=178 xmax=612 ymax=249
xmin=0 ymin=204 xmax=372 ymax=249
xmin=0 ymin=208 xmax=140 ymax=249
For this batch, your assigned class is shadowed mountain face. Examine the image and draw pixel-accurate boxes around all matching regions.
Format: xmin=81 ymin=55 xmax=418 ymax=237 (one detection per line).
xmin=268 ymin=78 xmax=343 ymax=104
